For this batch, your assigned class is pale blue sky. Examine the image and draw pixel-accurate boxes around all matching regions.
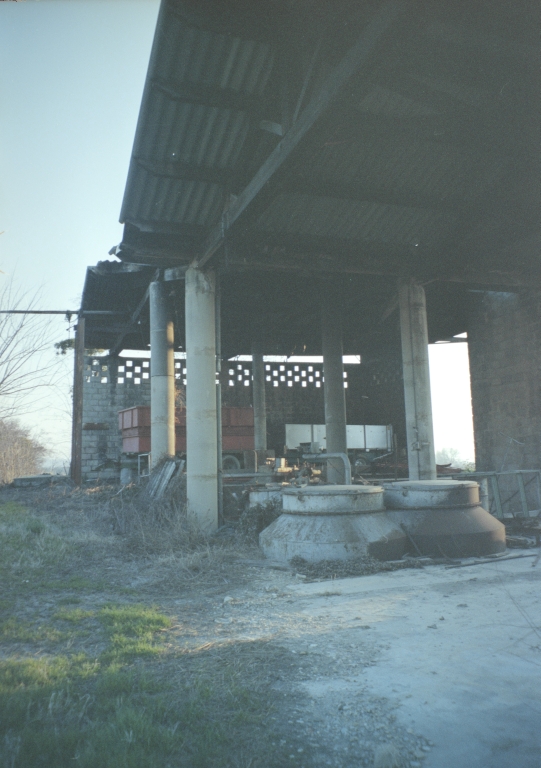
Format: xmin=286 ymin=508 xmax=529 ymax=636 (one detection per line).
xmin=1 ymin=0 xmax=159 ymax=306
xmin=1 ymin=0 xmax=159 ymax=462
xmin=0 ymin=0 xmax=474 ymax=465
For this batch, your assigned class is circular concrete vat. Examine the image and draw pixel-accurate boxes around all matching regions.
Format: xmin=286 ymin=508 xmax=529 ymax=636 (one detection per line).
xmin=383 ymin=480 xmax=506 ymax=558
xmin=259 ymin=485 xmax=407 ymax=563
xmin=249 ymin=485 xmax=283 ymax=508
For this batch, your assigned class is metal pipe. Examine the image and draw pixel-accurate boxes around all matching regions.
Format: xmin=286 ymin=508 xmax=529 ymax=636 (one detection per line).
xmin=398 ymin=278 xmax=437 ymax=480
xmin=149 ymin=281 xmax=175 ymax=466
xmin=185 ymin=267 xmax=218 ymax=532
xmin=302 ymin=453 xmax=352 ymax=485
xmin=322 ymin=295 xmax=347 ymax=483
xmin=251 ymin=340 xmax=267 ymax=452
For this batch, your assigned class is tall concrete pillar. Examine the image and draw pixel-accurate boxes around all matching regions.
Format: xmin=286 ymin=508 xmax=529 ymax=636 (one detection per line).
xmin=398 ymin=278 xmax=437 ymax=480
xmin=149 ymin=281 xmax=175 ymax=466
xmin=251 ymin=340 xmax=267 ymax=452
xmin=185 ymin=267 xmax=218 ymax=532
xmin=322 ymin=296 xmax=348 ymax=483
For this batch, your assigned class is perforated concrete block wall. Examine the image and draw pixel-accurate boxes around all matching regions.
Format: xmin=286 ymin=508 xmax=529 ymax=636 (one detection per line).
xmin=81 ymin=355 xmax=151 ymax=476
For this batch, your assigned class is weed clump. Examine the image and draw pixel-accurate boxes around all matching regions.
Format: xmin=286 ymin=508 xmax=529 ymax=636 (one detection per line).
xmin=108 ymin=470 xmax=202 ymax=555
xmin=289 ymin=554 xmax=424 ymax=580
xmin=237 ymin=499 xmax=281 ymax=544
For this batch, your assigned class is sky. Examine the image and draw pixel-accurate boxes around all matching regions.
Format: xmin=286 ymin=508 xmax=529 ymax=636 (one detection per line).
xmin=0 ymin=0 xmax=474 ymax=467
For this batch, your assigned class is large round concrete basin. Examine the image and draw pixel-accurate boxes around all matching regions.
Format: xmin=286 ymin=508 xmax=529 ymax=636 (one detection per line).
xmin=259 ymin=485 xmax=407 ymax=564
xmin=383 ymin=480 xmax=506 ymax=558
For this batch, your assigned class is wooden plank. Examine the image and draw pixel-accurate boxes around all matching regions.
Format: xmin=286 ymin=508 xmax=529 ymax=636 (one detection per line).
xmin=194 ymin=0 xmax=404 ymax=268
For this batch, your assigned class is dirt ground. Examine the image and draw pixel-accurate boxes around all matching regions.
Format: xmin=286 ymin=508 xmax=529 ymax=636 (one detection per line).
xmin=1 ymin=482 xmax=539 ymax=768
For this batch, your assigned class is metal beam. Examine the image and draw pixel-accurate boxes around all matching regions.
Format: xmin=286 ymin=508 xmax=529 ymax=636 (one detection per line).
xmin=194 ymin=0 xmax=404 ymax=269
xmin=152 ymin=77 xmax=266 ymax=116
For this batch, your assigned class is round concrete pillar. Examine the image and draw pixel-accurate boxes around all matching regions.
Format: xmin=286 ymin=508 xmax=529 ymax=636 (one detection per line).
xmin=251 ymin=340 xmax=267 ymax=452
xmin=149 ymin=281 xmax=175 ymax=465
xmin=322 ymin=297 xmax=348 ymax=483
xmin=398 ymin=278 xmax=437 ymax=480
xmin=185 ymin=267 xmax=218 ymax=532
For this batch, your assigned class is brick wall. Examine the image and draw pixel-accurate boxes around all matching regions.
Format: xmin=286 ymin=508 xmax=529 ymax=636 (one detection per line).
xmin=468 ymin=290 xmax=541 ymax=471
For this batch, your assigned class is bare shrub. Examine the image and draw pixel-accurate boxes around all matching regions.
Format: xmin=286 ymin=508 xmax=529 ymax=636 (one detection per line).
xmin=0 ymin=279 xmax=59 ymax=419
xmin=0 ymin=419 xmax=47 ymax=483
xmin=108 ymin=470 xmax=205 ymax=555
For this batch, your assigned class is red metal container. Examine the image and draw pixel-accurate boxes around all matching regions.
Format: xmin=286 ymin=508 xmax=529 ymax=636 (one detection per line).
xmin=118 ymin=406 xmax=254 ymax=454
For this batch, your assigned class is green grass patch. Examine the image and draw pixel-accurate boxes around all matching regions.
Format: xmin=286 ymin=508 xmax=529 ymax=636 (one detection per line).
xmin=54 ymin=608 xmax=95 ymax=623
xmin=0 ymin=617 xmax=65 ymax=644
xmin=98 ymin=604 xmax=171 ymax=663
xmin=0 ymin=502 xmax=28 ymax=521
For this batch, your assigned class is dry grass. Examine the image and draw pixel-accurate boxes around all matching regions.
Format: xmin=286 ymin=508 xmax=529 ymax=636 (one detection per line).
xmin=0 ymin=488 xmax=309 ymax=768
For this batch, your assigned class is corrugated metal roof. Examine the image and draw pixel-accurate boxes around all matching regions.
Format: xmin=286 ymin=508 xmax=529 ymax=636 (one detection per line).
xmin=121 ymin=4 xmax=275 ymax=238
xmin=116 ymin=0 xmax=540 ymax=283
xmin=157 ymin=23 xmax=273 ymax=96
xmin=256 ymin=194 xmax=456 ymax=251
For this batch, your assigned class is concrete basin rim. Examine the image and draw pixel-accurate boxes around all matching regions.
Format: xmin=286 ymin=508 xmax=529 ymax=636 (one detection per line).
xmin=283 ymin=485 xmax=383 ymax=496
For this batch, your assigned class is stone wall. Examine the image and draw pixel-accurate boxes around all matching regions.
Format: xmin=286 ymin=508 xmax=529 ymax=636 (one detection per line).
xmin=468 ymin=290 xmax=541 ymax=471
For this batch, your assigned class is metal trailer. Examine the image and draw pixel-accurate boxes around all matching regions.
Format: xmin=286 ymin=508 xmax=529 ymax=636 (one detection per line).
xmin=118 ymin=405 xmax=255 ymax=470
xmin=285 ymin=423 xmax=392 ymax=456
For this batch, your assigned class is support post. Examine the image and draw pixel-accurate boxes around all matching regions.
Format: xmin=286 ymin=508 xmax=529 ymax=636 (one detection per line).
xmin=150 ymin=281 xmax=175 ymax=466
xmin=215 ymin=274 xmax=223 ymax=524
xmin=322 ymin=297 xmax=348 ymax=483
xmin=70 ymin=316 xmax=85 ymax=485
xmin=185 ymin=267 xmax=218 ymax=531
xmin=251 ymin=340 xmax=267 ymax=452
xmin=398 ymin=278 xmax=437 ymax=480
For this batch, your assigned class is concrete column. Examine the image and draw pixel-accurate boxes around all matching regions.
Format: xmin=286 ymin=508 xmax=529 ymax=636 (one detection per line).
xmin=251 ymin=340 xmax=267 ymax=452
xmin=149 ymin=281 xmax=175 ymax=465
xmin=215 ymin=274 xmax=223 ymax=523
xmin=398 ymin=278 xmax=437 ymax=480
xmin=322 ymin=297 xmax=348 ymax=483
xmin=185 ymin=267 xmax=218 ymax=531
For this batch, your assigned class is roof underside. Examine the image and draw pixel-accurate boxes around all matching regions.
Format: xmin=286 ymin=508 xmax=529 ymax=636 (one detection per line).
xmin=81 ymin=261 xmax=471 ymax=357
xmin=116 ymin=0 xmax=540 ymax=287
